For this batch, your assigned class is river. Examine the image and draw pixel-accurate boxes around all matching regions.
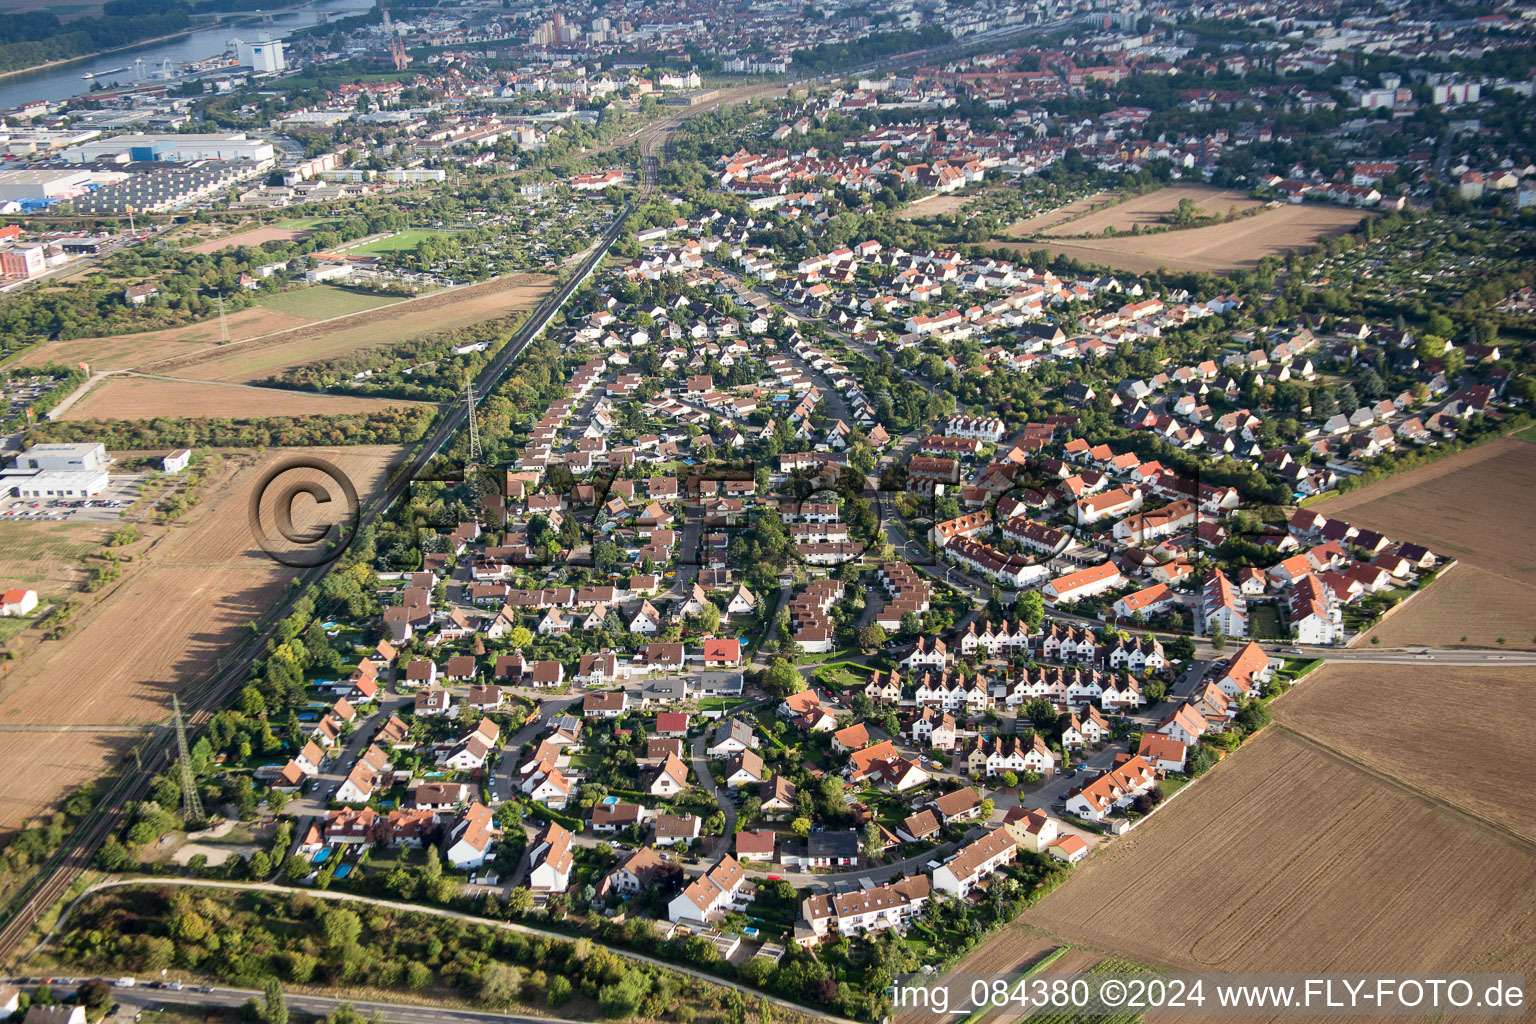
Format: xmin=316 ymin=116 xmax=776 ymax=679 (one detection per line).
xmin=0 ymin=0 xmax=377 ymax=110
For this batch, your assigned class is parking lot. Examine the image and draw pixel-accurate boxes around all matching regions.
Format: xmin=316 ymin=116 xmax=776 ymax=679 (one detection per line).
xmin=0 ymin=473 xmax=146 ymax=523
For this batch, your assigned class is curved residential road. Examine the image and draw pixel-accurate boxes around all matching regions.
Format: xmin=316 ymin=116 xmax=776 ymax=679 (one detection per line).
xmin=37 ymin=877 xmax=865 ymax=1024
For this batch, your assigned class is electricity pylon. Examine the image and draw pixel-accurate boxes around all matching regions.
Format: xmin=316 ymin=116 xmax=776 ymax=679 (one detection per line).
xmin=172 ymin=695 xmax=204 ymax=824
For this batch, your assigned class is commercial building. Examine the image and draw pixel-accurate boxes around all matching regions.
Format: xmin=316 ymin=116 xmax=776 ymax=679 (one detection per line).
xmin=0 ymin=168 xmax=92 ymax=202
xmin=5 ymin=442 xmax=110 ymax=498
xmin=237 ymin=36 xmax=285 ymax=74
xmin=62 ymin=132 xmax=275 ymax=165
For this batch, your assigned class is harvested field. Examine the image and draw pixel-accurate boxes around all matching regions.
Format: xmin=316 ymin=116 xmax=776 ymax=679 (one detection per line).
xmin=1040 ymin=185 xmax=1262 ymax=237
xmin=9 ymin=305 xmax=315 ymax=372
xmin=61 ymin=375 xmax=433 ymax=421
xmin=995 ymin=203 xmax=1370 ymax=273
xmin=0 ymin=730 xmax=137 ymax=835
xmin=0 ymin=445 xmax=404 ymax=833
xmin=1358 ymin=562 xmax=1536 ymax=650
xmin=154 ymin=273 xmax=556 ymax=384
xmin=896 ymin=193 xmax=973 ymax=220
xmin=1000 ymin=192 xmax=1115 ymax=237
xmin=186 ymin=225 xmax=313 ymax=254
xmin=1315 ymin=437 xmax=1536 ymax=587
xmin=1014 ymin=728 xmax=1536 ymax=976
xmin=1275 ymin=664 xmax=1536 ymax=841
xmin=0 ymin=520 xmax=113 ymax=602
xmin=256 ymin=284 xmax=403 ymax=319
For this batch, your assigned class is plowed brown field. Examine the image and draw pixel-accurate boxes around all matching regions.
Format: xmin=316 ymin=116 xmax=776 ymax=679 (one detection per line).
xmin=157 ymin=273 xmax=555 ymax=383
xmin=1014 ymin=728 xmax=1536 ymax=975
xmin=186 ymin=226 xmax=313 ymax=253
xmin=995 ymin=203 xmax=1369 ymax=273
xmin=0 ymin=445 xmax=404 ymax=834
xmin=1315 ymin=436 xmax=1536 ymax=587
xmin=1040 ymin=185 xmax=1261 ymax=238
xmin=63 ymin=376 xmax=432 ymax=421
xmin=1274 ymin=664 xmax=1536 ymax=841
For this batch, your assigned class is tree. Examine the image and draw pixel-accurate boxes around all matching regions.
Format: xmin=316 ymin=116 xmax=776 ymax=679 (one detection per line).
xmin=861 ymin=821 xmax=884 ymax=862
xmin=1016 ymin=590 xmax=1045 ymax=629
xmin=1210 ymin=626 xmax=1227 ymax=652
xmin=477 ymin=965 xmax=525 ymax=1007
xmin=506 ymin=886 xmax=534 ymax=914
xmin=508 ymin=626 xmax=533 ymax=649
xmin=1000 ymin=770 xmax=1019 ymax=788
xmin=763 ymin=659 xmax=805 ymax=698
xmin=856 ymin=624 xmax=886 ymax=653
xmin=264 ymin=979 xmax=289 ymax=1024
xmin=791 ymin=817 xmax=812 ymax=838
xmin=321 ymin=907 xmax=362 ymax=950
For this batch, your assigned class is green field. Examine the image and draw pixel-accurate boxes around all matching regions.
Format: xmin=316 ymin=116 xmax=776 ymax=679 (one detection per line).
xmin=256 ymin=285 xmax=404 ymax=319
xmin=271 ymin=216 xmax=336 ymax=231
xmin=351 ymin=229 xmax=452 ymax=255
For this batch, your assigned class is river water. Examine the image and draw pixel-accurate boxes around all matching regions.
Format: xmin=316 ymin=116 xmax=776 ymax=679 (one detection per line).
xmin=0 ymin=0 xmax=376 ymax=110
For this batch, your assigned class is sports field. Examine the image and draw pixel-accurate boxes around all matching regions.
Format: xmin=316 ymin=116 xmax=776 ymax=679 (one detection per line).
xmin=349 ymin=229 xmax=449 ymax=254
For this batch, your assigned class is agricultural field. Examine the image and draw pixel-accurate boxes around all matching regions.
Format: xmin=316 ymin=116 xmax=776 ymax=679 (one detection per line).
xmin=995 ymin=203 xmax=1370 ymax=273
xmin=9 ymin=273 xmax=554 ymax=390
xmin=895 ymin=193 xmax=972 ymax=220
xmin=1037 ymin=185 xmax=1262 ymax=237
xmin=0 ymin=730 xmax=137 ymax=839
xmin=1316 ymin=436 xmax=1536 ymax=588
xmin=61 ymin=375 xmax=433 ymax=421
xmin=1013 ymin=728 xmax=1536 ymax=975
xmin=162 ymin=273 xmax=555 ymax=384
xmin=1358 ymin=562 xmax=1536 ymax=649
xmin=1274 ymin=664 xmax=1536 ymax=842
xmin=0 ymin=519 xmax=113 ymax=603
xmin=999 ymin=192 xmax=1116 ymax=237
xmin=185 ymin=225 xmax=314 ymax=254
xmin=8 ymin=305 xmax=315 ymax=371
xmin=255 ymin=284 xmax=404 ymax=319
xmin=0 ymin=445 xmax=405 ymax=834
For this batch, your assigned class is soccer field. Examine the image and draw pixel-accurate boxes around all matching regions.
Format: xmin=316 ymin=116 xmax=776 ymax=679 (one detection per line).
xmin=351 ymin=229 xmax=452 ymax=254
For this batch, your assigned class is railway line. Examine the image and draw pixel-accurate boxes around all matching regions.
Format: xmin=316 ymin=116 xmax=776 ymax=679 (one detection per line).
xmin=0 ymin=118 xmax=667 ymax=971
xmin=0 ymin=15 xmax=1083 ymax=964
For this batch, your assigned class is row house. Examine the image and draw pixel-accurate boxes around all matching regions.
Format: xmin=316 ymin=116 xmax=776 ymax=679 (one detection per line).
xmin=799 ymin=876 xmax=930 ymax=944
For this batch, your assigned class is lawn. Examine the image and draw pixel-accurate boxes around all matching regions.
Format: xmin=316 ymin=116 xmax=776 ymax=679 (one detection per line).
xmin=256 ymin=284 xmax=405 ymax=319
xmin=1248 ymin=601 xmax=1284 ymax=639
xmin=697 ymin=697 xmax=751 ymax=712
xmin=351 ymin=229 xmax=453 ymax=255
xmin=813 ymin=660 xmax=874 ymax=690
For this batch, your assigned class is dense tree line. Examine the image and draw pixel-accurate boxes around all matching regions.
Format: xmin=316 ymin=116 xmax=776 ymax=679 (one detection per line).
xmin=33 ymin=407 xmax=434 ymax=449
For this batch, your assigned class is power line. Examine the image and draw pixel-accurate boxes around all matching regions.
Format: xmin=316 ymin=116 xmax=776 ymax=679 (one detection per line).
xmin=172 ymin=695 xmax=204 ymax=824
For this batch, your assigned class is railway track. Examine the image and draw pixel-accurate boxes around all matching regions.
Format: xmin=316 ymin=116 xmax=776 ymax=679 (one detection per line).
xmin=0 ymin=23 xmax=1042 ymax=956
xmin=0 ymin=127 xmax=665 ymax=970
